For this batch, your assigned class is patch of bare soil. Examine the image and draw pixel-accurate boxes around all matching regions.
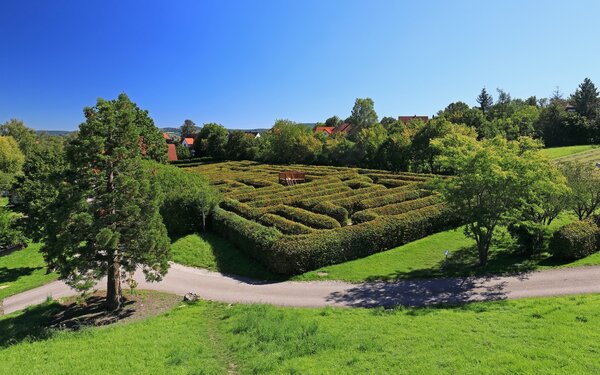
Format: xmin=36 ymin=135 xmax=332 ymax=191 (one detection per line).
xmin=52 ymin=290 xmax=181 ymax=330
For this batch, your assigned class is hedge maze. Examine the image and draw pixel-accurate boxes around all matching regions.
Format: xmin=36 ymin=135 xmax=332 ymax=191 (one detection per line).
xmin=186 ymin=161 xmax=454 ymax=275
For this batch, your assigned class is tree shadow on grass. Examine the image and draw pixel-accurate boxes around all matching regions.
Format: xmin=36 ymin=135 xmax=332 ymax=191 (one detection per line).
xmin=363 ymin=244 xmax=541 ymax=283
xmin=0 ymin=296 xmax=136 ymax=349
xmin=0 ymin=266 xmax=42 ymax=284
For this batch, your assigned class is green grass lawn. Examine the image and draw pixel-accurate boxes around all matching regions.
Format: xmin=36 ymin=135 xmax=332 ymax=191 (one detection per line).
xmin=1 ymin=294 xmax=599 ymax=374
xmin=540 ymin=144 xmax=598 ymax=159
xmin=171 ymin=232 xmax=279 ymax=280
xmin=0 ymin=243 xmax=57 ymax=301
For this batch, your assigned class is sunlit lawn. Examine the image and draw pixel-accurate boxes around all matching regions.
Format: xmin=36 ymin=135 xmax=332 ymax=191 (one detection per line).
xmin=1 ymin=295 xmax=599 ymax=374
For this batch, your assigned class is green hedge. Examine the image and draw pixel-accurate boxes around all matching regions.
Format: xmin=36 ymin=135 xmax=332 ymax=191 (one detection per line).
xmin=352 ymin=195 xmax=441 ymax=223
xmin=549 ymin=219 xmax=600 ymax=260
xmin=211 ymin=207 xmax=279 ymax=260
xmin=273 ymin=205 xmax=340 ymax=229
xmin=355 ymin=188 xmax=427 ymax=211
xmin=311 ymin=201 xmax=348 ymax=225
xmin=212 ymin=203 xmax=455 ymax=275
xmin=271 ymin=204 xmax=454 ymax=274
xmin=258 ymin=213 xmax=314 ymax=235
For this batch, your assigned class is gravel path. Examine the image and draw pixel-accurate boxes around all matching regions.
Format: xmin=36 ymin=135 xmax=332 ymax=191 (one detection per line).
xmin=3 ymin=263 xmax=600 ymax=315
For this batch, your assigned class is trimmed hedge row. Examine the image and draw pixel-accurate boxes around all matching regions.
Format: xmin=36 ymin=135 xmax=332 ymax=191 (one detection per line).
xmin=236 ymin=177 xmax=276 ymax=188
xmin=220 ymin=198 xmax=266 ymax=220
xmin=332 ymin=185 xmax=422 ymax=213
xmin=352 ymin=195 xmax=441 ymax=224
xmin=311 ymin=201 xmax=349 ymax=225
xmin=271 ymin=204 xmax=454 ymax=274
xmin=258 ymin=213 xmax=314 ymax=235
xmin=355 ymin=187 xmax=427 ymax=211
xmin=297 ymin=185 xmax=385 ymax=209
xmin=211 ymin=207 xmax=280 ymax=260
xmin=549 ymin=218 xmax=600 ymax=260
xmin=213 ymin=204 xmax=454 ymax=275
xmin=273 ymin=205 xmax=341 ymax=229
xmin=251 ymin=184 xmax=352 ymax=207
xmin=377 ymin=178 xmax=410 ymax=188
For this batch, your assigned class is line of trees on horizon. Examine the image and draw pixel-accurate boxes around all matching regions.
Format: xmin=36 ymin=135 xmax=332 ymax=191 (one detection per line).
xmin=173 ymin=78 xmax=600 ymax=173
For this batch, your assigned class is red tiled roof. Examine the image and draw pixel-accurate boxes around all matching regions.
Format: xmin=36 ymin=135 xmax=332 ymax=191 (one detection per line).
xmin=332 ymin=123 xmax=352 ymax=134
xmin=162 ymin=132 xmax=170 ymax=140
xmin=183 ymin=137 xmax=195 ymax=145
xmin=167 ymin=143 xmax=178 ymax=161
xmin=314 ymin=126 xmax=335 ymax=135
xmin=398 ymin=116 xmax=429 ymax=124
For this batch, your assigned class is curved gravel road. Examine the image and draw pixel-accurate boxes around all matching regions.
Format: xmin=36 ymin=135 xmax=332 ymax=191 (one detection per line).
xmin=3 ymin=263 xmax=600 ymax=315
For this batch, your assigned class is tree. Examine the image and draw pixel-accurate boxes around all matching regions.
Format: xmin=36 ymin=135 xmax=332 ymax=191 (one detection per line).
xmin=41 ymin=93 xmax=170 ymax=310
xmin=411 ymin=118 xmax=477 ymax=173
xmin=226 ymin=130 xmax=257 ymax=160
xmin=376 ymin=133 xmax=411 ymax=171
xmin=349 ymin=98 xmax=378 ymax=137
xmin=0 ymin=136 xmax=25 ymax=191
xmin=264 ymin=120 xmax=321 ymax=164
xmin=175 ymin=143 xmax=191 ymax=160
xmin=559 ymin=161 xmax=600 ymax=220
xmin=435 ymin=137 xmax=560 ymax=265
xmin=0 ymin=119 xmax=36 ymax=157
xmin=571 ymin=78 xmax=599 ymax=119
xmin=180 ymin=119 xmax=199 ymax=137
xmin=198 ymin=187 xmax=221 ymax=232
xmin=194 ymin=123 xmax=229 ymax=159
xmin=325 ymin=116 xmax=342 ymax=128
xmin=13 ymin=136 xmax=66 ymax=241
xmin=354 ymin=123 xmax=387 ymax=167
xmin=0 ymin=208 xmax=25 ymax=250
xmin=476 ymin=88 xmax=493 ymax=114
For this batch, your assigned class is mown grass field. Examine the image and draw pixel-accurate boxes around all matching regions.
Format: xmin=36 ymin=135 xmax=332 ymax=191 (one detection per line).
xmin=540 ymin=144 xmax=598 ymax=159
xmin=1 ymin=294 xmax=599 ymax=374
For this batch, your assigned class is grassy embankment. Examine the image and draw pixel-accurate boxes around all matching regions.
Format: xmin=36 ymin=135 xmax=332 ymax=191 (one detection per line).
xmin=1 ymin=294 xmax=599 ymax=374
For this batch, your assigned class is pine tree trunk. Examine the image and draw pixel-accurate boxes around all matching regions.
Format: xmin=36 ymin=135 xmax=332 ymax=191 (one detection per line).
xmin=106 ymin=257 xmax=122 ymax=310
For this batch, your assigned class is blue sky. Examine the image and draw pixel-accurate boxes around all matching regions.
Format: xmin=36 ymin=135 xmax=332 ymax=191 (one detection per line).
xmin=1 ymin=1 xmax=599 ymax=130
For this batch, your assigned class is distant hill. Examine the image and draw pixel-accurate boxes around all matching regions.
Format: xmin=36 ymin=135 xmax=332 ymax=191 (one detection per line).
xmin=296 ymin=123 xmax=317 ymax=129
xmin=36 ymin=130 xmax=73 ymax=136
xmin=160 ymin=127 xmax=180 ymax=134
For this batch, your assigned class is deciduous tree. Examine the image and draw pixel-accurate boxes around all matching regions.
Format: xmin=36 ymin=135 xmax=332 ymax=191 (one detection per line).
xmin=435 ymin=137 xmax=560 ymax=265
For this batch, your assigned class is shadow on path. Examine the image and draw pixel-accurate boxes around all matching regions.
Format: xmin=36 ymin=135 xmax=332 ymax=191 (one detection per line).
xmin=326 ymin=274 xmax=529 ymax=308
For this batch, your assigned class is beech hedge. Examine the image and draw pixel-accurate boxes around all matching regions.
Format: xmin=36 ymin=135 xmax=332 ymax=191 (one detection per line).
xmin=311 ymin=201 xmax=348 ymax=225
xmin=273 ymin=205 xmax=341 ymax=229
xmin=212 ymin=203 xmax=455 ymax=275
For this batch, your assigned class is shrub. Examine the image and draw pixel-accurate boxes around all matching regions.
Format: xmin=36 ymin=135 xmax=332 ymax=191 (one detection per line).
xmin=146 ymin=161 xmax=221 ymax=238
xmin=549 ymin=219 xmax=600 ymax=260
xmin=311 ymin=202 xmax=348 ymax=225
xmin=273 ymin=205 xmax=340 ymax=229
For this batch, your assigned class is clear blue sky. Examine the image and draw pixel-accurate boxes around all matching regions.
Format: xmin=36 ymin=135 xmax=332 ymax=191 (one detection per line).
xmin=1 ymin=0 xmax=599 ymax=130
